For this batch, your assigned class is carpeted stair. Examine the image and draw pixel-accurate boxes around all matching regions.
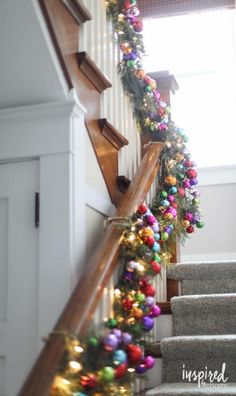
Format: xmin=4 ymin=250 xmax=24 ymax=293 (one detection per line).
xmin=146 ymin=261 xmax=236 ymax=395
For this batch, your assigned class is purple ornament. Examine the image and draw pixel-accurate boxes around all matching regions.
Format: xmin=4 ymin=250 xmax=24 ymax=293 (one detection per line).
xmin=193 ymin=213 xmax=200 ymax=221
xmin=146 ymin=215 xmax=156 ymax=226
xmin=144 ymin=356 xmax=155 ymax=369
xmin=146 ymin=296 xmax=154 ymax=306
xmin=123 ymin=271 xmax=134 ymax=281
xmin=136 ymin=364 xmax=147 ymax=374
xmin=183 ymin=180 xmax=191 ymax=189
xmin=103 ymin=334 xmax=119 ymax=351
xmin=142 ymin=316 xmax=154 ymax=331
xmin=151 ymin=222 xmax=159 ymax=233
xmin=164 ymin=226 xmax=171 ymax=234
xmin=165 ymin=207 xmax=177 ymax=218
xmin=149 ymin=304 xmax=161 ymax=318
xmin=190 ymin=178 xmax=198 ymax=186
xmin=154 ymin=90 xmax=161 ymax=100
xmin=112 ymin=329 xmax=122 ymax=342
xmin=122 ymin=332 xmax=132 ymax=345
xmin=192 ymin=191 xmax=200 ymax=197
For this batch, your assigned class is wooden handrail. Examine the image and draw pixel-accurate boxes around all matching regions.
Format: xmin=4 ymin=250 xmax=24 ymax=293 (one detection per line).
xmin=18 ymin=142 xmax=162 ymax=396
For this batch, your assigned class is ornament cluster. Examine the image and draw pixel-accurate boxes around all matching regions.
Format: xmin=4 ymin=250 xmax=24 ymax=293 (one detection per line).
xmin=106 ymin=0 xmax=170 ymax=134
xmin=51 ymin=206 xmax=163 ymax=396
xmin=152 ymin=122 xmax=204 ymax=243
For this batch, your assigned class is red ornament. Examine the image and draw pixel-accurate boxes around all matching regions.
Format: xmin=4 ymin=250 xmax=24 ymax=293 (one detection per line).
xmin=144 ymin=236 xmax=155 ymax=247
xmin=142 ymin=284 xmax=155 ymax=297
xmin=186 ymin=225 xmax=194 ymax=234
xmin=186 ymin=168 xmax=197 ymax=179
xmin=157 ymin=107 xmax=165 ymax=117
xmin=80 ymin=373 xmax=98 ymax=389
xmin=132 ymin=19 xmax=143 ymax=32
xmin=122 ymin=298 xmax=134 ymax=311
xmin=151 ymin=261 xmax=161 ymax=274
xmin=144 ymin=76 xmax=152 ymax=84
xmin=178 ymin=188 xmax=185 ymax=197
xmin=171 ymin=202 xmax=178 ymax=209
xmin=115 ymin=363 xmax=128 ymax=379
xmin=137 ymin=203 xmax=148 ymax=215
xmin=185 ymin=160 xmax=193 ymax=168
xmin=127 ymin=344 xmax=143 ymax=364
xmin=123 ymin=0 xmax=132 ymax=10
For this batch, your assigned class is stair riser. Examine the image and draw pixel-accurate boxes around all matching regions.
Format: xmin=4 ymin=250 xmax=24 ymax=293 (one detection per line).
xmin=181 ymin=280 xmax=236 ymax=295
xmin=163 ymin=359 xmax=236 ymax=383
xmin=173 ymin=313 xmax=236 ymax=336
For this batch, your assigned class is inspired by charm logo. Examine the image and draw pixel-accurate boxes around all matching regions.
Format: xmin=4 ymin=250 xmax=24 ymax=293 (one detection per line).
xmin=182 ymin=363 xmax=228 ymax=388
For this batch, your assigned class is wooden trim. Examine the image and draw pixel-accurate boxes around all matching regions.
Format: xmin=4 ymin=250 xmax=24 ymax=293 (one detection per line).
xmin=62 ymin=0 xmax=92 ymax=25
xmin=157 ymin=301 xmax=171 ymax=315
xmin=38 ymin=0 xmax=73 ymax=90
xmin=77 ymin=52 xmax=112 ymax=93
xmin=18 ymin=143 xmax=162 ymax=396
xmin=146 ymin=342 xmax=162 ymax=358
xmin=98 ymin=118 xmax=129 ymax=150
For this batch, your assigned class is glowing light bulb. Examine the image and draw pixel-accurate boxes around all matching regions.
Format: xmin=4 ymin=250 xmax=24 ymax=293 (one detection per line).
xmin=128 ymin=367 xmax=135 ymax=373
xmin=74 ymin=345 xmax=83 ymax=353
xmin=69 ymin=361 xmax=82 ymax=372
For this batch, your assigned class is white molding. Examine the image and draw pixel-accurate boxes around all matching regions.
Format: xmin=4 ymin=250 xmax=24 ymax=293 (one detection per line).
xmin=0 ymin=95 xmax=86 ymax=161
xmin=198 ymin=164 xmax=236 ymax=186
xmin=0 ymin=94 xmax=85 ymax=124
xmin=85 ymin=185 xmax=115 ymax=217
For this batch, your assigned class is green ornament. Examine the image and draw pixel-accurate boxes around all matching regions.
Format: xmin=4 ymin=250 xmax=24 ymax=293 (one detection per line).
xmin=196 ymin=221 xmax=204 ymax=228
xmin=100 ymin=366 xmax=115 ymax=383
xmin=192 ymin=198 xmax=200 ymax=205
xmin=153 ymin=254 xmax=161 ymax=263
xmin=130 ymin=0 xmax=136 ymax=4
xmin=127 ymin=60 xmax=135 ymax=67
xmin=88 ymin=337 xmax=99 ymax=348
xmin=135 ymin=292 xmax=145 ymax=302
xmin=146 ymin=85 xmax=152 ymax=92
xmin=106 ymin=318 xmax=117 ymax=329
xmin=161 ymin=191 xmax=168 ymax=198
xmin=161 ymin=232 xmax=169 ymax=241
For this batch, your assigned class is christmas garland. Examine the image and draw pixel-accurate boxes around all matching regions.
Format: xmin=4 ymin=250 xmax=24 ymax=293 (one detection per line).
xmin=51 ymin=206 xmax=163 ymax=396
xmin=50 ymin=1 xmax=204 ymax=394
xmin=105 ymin=0 xmax=204 ymax=245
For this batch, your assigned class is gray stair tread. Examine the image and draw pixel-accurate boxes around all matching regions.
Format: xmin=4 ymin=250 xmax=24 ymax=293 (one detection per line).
xmin=161 ymin=335 xmax=236 ymax=359
xmin=171 ymin=294 xmax=236 ymax=312
xmin=167 ymin=261 xmax=236 ymax=281
xmin=146 ymin=382 xmax=236 ymax=395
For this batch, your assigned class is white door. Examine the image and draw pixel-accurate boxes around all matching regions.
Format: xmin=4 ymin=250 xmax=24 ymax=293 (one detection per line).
xmin=0 ymin=160 xmax=39 ymax=396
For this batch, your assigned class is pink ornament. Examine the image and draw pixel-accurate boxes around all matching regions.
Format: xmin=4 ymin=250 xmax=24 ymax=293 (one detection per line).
xmin=168 ymin=195 xmax=175 ymax=203
xmin=149 ymin=304 xmax=161 ymax=317
xmin=144 ymin=355 xmax=155 ymax=369
xmin=185 ymin=212 xmax=193 ymax=221
xmin=146 ymin=215 xmax=156 ymax=226
xmin=183 ymin=180 xmax=191 ymax=189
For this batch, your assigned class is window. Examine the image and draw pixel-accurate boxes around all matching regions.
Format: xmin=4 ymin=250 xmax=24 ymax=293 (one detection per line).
xmin=143 ymin=10 xmax=236 ymax=167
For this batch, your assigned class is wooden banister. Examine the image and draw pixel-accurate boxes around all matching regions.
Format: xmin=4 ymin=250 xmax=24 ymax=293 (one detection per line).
xmin=18 ymin=142 xmax=162 ymax=396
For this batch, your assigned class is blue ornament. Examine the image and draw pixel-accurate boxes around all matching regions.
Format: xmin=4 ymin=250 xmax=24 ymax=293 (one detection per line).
xmin=160 ymin=199 xmax=170 ymax=207
xmin=154 ymin=233 xmax=160 ymax=241
xmin=113 ymin=349 xmax=127 ymax=364
xmin=169 ymin=186 xmax=177 ymax=195
xmin=152 ymin=242 xmax=160 ymax=252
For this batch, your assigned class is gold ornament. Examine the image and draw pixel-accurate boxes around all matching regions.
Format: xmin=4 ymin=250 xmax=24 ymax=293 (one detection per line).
xmin=165 ymin=175 xmax=177 ymax=186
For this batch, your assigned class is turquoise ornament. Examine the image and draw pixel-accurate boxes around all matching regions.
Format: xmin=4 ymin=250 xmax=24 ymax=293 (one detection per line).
xmin=113 ymin=349 xmax=127 ymax=364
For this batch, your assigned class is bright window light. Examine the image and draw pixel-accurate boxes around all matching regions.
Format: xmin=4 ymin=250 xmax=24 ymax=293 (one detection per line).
xmin=143 ymin=10 xmax=236 ymax=167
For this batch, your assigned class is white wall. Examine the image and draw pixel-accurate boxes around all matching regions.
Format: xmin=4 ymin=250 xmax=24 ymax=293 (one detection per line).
xmin=181 ymin=165 xmax=236 ymax=262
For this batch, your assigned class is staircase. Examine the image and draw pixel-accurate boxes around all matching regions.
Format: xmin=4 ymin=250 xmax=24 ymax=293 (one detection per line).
xmin=147 ymin=261 xmax=236 ymax=395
